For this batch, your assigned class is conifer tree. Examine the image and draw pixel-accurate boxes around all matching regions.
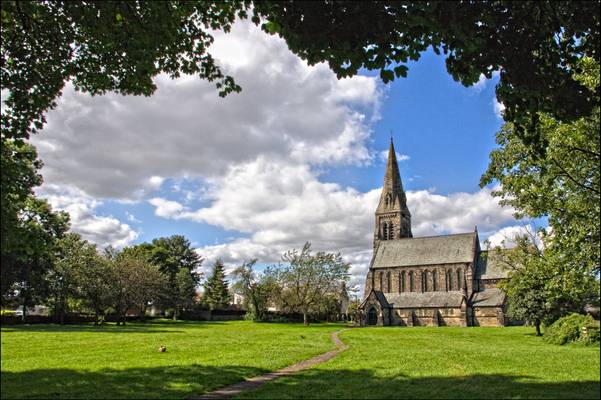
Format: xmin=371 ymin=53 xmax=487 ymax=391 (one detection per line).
xmin=203 ymin=260 xmax=231 ymax=310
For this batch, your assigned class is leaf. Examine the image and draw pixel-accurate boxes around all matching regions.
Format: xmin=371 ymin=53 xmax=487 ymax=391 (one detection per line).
xmin=380 ymin=69 xmax=394 ymax=83
xmin=394 ymin=65 xmax=408 ymax=78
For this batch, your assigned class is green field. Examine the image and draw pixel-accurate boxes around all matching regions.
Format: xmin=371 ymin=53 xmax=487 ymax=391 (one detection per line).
xmin=238 ymin=326 xmax=601 ymax=399
xmin=0 ymin=320 xmax=342 ymax=399
xmin=1 ymin=321 xmax=599 ymax=399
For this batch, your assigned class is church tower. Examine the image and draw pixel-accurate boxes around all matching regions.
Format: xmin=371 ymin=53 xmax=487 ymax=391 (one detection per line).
xmin=373 ymin=138 xmax=412 ymax=248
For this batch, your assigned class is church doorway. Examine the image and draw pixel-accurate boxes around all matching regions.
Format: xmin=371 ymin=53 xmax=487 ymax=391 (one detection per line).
xmin=368 ymin=307 xmax=378 ymax=326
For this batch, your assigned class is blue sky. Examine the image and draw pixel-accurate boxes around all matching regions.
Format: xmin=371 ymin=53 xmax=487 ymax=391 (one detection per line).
xmin=31 ymin=20 xmax=533 ymax=288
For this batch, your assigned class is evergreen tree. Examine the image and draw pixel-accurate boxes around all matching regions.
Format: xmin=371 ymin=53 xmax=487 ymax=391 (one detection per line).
xmin=203 ymin=260 xmax=231 ymax=310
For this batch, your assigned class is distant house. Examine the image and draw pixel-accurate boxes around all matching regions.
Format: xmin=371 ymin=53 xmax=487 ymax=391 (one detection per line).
xmin=14 ymin=305 xmax=49 ymax=316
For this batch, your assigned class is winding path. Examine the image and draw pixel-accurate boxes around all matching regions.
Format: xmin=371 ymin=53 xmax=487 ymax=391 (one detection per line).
xmin=190 ymin=329 xmax=348 ymax=400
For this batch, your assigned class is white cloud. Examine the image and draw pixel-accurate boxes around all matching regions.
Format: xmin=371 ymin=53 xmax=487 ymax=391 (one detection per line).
xmin=470 ymin=73 xmax=488 ymax=93
xmin=148 ymin=197 xmax=185 ymax=219
xmin=148 ymin=158 xmax=520 ymax=293
xmin=379 ymin=150 xmax=410 ymax=163
xmin=125 ymin=212 xmax=141 ymax=224
xmin=493 ymin=97 xmax=506 ymax=118
xmin=37 ymin=185 xmax=138 ymax=249
xmin=31 ymin=20 xmax=381 ymax=200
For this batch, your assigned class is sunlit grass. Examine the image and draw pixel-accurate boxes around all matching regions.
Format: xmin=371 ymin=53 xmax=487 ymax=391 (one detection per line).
xmin=1 ymin=320 xmax=343 ymax=399
xmin=238 ymin=326 xmax=600 ymax=399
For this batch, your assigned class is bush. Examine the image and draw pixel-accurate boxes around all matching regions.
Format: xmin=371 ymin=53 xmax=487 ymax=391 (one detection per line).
xmin=544 ymin=313 xmax=600 ymax=346
xmin=1 ymin=309 xmax=16 ymax=316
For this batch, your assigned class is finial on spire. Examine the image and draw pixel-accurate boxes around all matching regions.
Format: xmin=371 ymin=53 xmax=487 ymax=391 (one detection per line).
xmin=474 ymin=225 xmax=478 ymax=232
xmin=390 ymin=129 xmax=393 ymax=144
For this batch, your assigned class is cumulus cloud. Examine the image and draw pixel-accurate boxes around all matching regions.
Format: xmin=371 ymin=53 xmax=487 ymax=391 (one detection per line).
xmin=469 ymin=73 xmax=488 ymax=93
xmin=31 ymin=20 xmax=381 ymax=200
xmin=379 ymin=150 xmax=410 ymax=163
xmin=38 ymin=185 xmax=138 ymax=248
xmin=493 ymin=97 xmax=506 ymax=118
xmin=148 ymin=158 xmax=520 ymax=292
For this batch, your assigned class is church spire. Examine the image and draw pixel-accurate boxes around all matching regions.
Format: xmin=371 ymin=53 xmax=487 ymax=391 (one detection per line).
xmin=374 ymin=138 xmax=412 ymax=247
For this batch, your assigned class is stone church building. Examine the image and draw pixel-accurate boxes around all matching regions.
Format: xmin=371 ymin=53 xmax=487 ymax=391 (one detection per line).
xmin=359 ymin=140 xmax=508 ymax=327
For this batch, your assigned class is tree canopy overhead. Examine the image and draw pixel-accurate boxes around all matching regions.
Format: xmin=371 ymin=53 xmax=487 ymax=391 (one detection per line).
xmin=2 ymin=1 xmax=599 ymax=147
xmin=253 ymin=1 xmax=600 ymax=148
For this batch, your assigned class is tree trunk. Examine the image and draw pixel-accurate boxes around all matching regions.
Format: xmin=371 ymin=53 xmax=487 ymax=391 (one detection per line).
xmin=535 ymin=319 xmax=542 ymax=336
xmin=139 ymin=304 xmax=146 ymax=322
xmin=173 ymin=307 xmax=178 ymax=321
xmin=303 ymin=311 xmax=309 ymax=326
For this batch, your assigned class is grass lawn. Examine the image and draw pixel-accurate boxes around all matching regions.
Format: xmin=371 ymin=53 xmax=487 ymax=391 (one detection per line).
xmin=237 ymin=326 xmax=600 ymax=399
xmin=0 ymin=320 xmax=343 ymax=399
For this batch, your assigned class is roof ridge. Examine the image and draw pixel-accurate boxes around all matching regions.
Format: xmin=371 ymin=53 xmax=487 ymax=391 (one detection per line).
xmin=383 ymin=231 xmax=476 ymax=241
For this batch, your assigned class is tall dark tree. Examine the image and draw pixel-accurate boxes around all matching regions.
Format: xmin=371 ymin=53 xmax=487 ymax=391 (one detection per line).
xmin=47 ymin=233 xmax=97 ymax=323
xmin=203 ymin=260 xmax=231 ymax=310
xmin=1 ymin=196 xmax=69 ymax=319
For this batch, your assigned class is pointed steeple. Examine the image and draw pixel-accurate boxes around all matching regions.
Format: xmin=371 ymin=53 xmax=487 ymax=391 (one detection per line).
xmin=374 ymin=138 xmax=412 ymax=247
xmin=379 ymin=138 xmax=405 ymax=209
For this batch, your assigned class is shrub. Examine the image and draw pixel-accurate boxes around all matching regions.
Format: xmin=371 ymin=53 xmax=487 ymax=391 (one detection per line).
xmin=544 ymin=313 xmax=600 ymax=346
xmin=1 ymin=310 xmax=16 ymax=316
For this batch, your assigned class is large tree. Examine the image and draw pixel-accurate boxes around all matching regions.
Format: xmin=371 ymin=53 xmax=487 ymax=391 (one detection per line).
xmin=270 ymin=242 xmax=350 ymax=325
xmin=109 ymin=252 xmax=167 ymax=325
xmin=496 ymin=233 xmax=598 ymax=336
xmin=47 ymin=233 xmax=98 ymax=323
xmin=1 ymin=196 xmax=69 ymax=319
xmin=481 ymin=58 xmax=600 ymax=275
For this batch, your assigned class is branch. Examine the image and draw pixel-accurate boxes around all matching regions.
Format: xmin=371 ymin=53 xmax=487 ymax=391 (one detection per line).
xmin=551 ymin=157 xmax=600 ymax=195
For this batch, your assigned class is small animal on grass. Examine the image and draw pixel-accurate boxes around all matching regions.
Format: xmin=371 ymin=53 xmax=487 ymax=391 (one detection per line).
xmin=158 ymin=345 xmax=167 ymax=353
xmin=300 ymin=335 xmax=305 ymax=339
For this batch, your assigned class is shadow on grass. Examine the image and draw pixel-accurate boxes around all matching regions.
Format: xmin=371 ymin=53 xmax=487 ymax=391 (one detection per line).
xmin=235 ymin=369 xmax=600 ymax=399
xmin=1 ymin=365 xmax=268 ymax=400
xmin=2 ymin=366 xmax=599 ymax=400
xmin=0 ymin=320 xmax=230 ymax=334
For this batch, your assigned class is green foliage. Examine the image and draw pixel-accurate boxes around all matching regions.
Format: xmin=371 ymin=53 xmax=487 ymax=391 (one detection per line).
xmin=203 ymin=260 xmax=231 ymax=310
xmin=232 ymin=260 xmax=277 ymax=321
xmin=269 ymin=242 xmax=350 ymax=325
xmin=253 ymin=1 xmax=600 ymax=147
xmin=47 ymin=233 xmax=97 ymax=322
xmin=126 ymin=236 xmax=202 ymax=318
xmin=1 ymin=1 xmax=246 ymax=141
xmin=544 ymin=313 xmax=600 ymax=346
xmin=110 ymin=252 xmax=168 ymax=325
xmin=498 ymin=234 xmax=598 ymax=336
xmin=482 ymin=58 xmax=600 ymax=276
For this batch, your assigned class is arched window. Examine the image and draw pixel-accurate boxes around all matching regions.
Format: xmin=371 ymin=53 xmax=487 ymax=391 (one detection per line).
xmin=382 ymin=222 xmax=388 ymax=240
xmin=400 ymin=271 xmax=405 ymax=293
xmin=388 ymin=222 xmax=394 ymax=239
xmin=421 ymin=271 xmax=427 ymax=292
xmin=387 ymin=271 xmax=391 ymax=292
xmin=432 ymin=269 xmax=438 ymax=292
xmin=447 ymin=269 xmax=453 ymax=291
xmin=409 ymin=271 xmax=414 ymax=292
xmin=379 ymin=271 xmax=384 ymax=290
xmin=457 ymin=268 xmax=463 ymax=290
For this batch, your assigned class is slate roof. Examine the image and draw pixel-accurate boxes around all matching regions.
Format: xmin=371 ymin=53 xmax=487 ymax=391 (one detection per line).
xmin=470 ymin=288 xmax=506 ymax=307
xmin=383 ymin=291 xmax=465 ymax=308
xmin=475 ymin=250 xmax=509 ymax=280
xmin=359 ymin=290 xmax=391 ymax=309
xmin=372 ymin=232 xmax=477 ymax=268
